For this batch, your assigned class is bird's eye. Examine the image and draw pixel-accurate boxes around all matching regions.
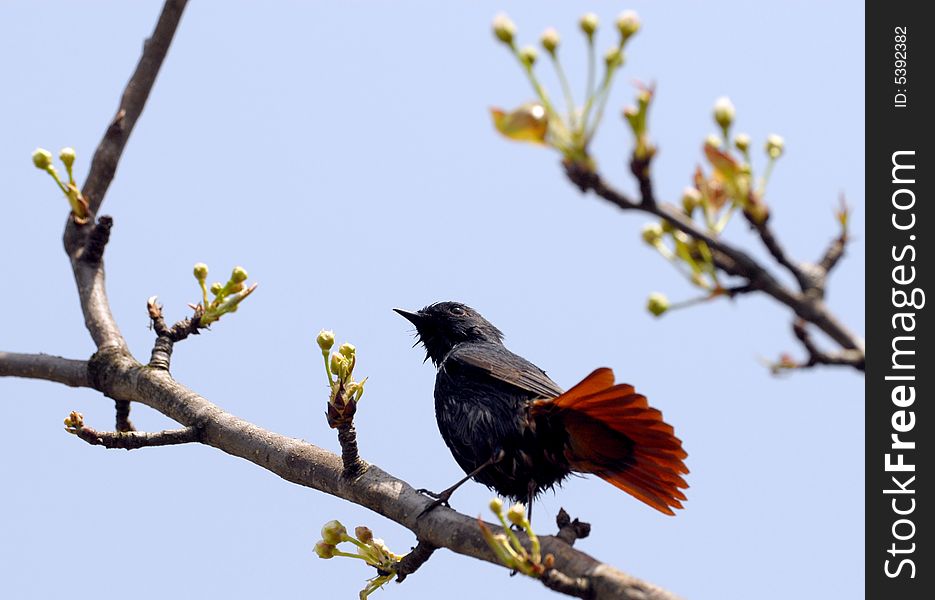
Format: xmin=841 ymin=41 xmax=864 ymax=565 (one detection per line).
xmin=450 ymin=305 xmax=465 ymax=316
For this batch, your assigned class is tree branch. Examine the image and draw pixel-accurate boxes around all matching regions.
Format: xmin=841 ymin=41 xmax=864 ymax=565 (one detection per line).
xmin=80 ymin=0 xmax=188 ymax=217
xmin=0 ymin=352 xmax=90 ymax=388
xmin=0 ymin=345 xmax=675 ymax=600
xmin=62 ymin=0 xmax=188 ymax=353
xmin=564 ymin=162 xmax=865 ymax=368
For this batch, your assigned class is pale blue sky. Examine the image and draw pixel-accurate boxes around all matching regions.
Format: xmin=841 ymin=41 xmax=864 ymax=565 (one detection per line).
xmin=1 ymin=2 xmax=864 ymax=599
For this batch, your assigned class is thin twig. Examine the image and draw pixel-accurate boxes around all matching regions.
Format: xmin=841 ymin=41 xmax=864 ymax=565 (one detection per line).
xmin=555 ymin=508 xmax=591 ymax=547
xmin=71 ymin=422 xmax=200 ymax=450
xmin=791 ymin=320 xmax=865 ymax=371
xmin=395 ymin=539 xmax=438 ymax=583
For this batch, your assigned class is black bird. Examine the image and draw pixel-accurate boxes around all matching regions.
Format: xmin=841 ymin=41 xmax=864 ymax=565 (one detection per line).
xmin=395 ymin=302 xmax=688 ymax=518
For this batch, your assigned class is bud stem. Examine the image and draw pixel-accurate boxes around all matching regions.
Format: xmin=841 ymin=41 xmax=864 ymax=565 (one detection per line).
xmin=549 ymin=52 xmax=578 ymax=132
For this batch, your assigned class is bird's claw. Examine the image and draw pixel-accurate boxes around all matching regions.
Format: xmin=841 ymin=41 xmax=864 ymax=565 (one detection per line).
xmin=416 ymin=488 xmax=452 ymax=517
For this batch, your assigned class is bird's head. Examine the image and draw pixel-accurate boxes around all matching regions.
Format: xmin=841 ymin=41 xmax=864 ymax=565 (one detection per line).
xmin=394 ymin=302 xmax=503 ymax=366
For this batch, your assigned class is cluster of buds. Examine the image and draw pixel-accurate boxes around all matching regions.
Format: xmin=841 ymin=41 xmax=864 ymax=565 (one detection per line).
xmin=622 ymin=84 xmax=656 ymax=161
xmin=63 ymin=410 xmax=85 ymax=434
xmin=478 ymin=499 xmax=554 ymax=578
xmin=317 ymin=330 xmax=367 ymax=428
xmin=31 ymin=147 xmax=90 ymax=224
xmin=489 ymin=10 xmax=641 ymax=170
xmin=642 ymin=217 xmax=718 ymax=290
xmin=191 ymin=263 xmax=257 ymax=326
xmin=637 ymin=98 xmax=793 ymax=318
xmin=691 ymin=97 xmax=786 ymax=230
xmin=314 ymin=520 xmax=402 ymax=599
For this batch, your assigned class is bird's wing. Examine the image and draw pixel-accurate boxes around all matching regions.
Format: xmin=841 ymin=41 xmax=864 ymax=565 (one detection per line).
xmin=446 ymin=342 xmax=565 ymax=399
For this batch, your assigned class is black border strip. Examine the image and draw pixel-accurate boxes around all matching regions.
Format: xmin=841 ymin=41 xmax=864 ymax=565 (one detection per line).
xmin=866 ymin=2 xmax=931 ymax=596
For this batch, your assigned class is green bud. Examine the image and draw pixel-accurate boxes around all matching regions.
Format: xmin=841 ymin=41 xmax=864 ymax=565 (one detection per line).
xmin=317 ymin=329 xmax=335 ymax=352
xmin=193 ymin=263 xmax=209 ymax=281
xmin=492 ymin=13 xmax=516 ymax=45
xmin=766 ymin=134 xmax=785 ymax=159
xmin=733 ymin=133 xmax=751 ymax=153
xmin=540 ymin=27 xmax=560 ymax=54
xmin=682 ymin=187 xmax=702 ymax=214
xmin=712 ymin=96 xmax=735 ymax=130
xmin=506 ymin=503 xmax=526 ymax=526
xmin=615 ymin=10 xmax=641 ymax=40
xmin=230 ymin=266 xmax=248 ymax=283
xmin=338 ymin=343 xmax=356 ymax=360
xmin=604 ymin=47 xmax=623 ymax=69
xmin=59 ymin=147 xmax=76 ymax=169
xmin=228 ymin=282 xmax=244 ymax=294
xmin=330 ymin=353 xmax=348 ymax=379
xmin=354 ymin=526 xmax=373 ymax=544
xmin=704 ymin=134 xmax=722 ymax=150
xmin=209 ymin=282 xmax=223 ymax=296
xmin=32 ymin=148 xmax=53 ymax=170
xmin=646 ymin=292 xmax=670 ymax=317
xmin=489 ymin=498 xmax=504 ymax=514
xmin=579 ymin=13 xmax=599 ymax=37
xmin=314 ymin=541 xmax=336 ymax=559
xmin=321 ymin=519 xmax=347 ymax=545
xmin=519 ymin=45 xmax=538 ymax=67
xmin=641 ymin=223 xmax=663 ymax=246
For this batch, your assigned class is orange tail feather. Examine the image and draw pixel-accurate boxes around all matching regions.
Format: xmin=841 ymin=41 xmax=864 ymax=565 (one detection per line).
xmin=533 ymin=368 xmax=689 ymax=516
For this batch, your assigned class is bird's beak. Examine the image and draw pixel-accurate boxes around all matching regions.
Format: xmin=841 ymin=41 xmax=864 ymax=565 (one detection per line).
xmin=393 ymin=308 xmax=424 ymax=326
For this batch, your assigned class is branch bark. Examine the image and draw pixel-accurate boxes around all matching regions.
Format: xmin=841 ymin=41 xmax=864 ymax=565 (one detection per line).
xmin=0 ymin=352 xmax=89 ymax=388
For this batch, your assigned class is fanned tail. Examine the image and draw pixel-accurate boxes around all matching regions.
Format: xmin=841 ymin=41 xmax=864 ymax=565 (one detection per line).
xmin=532 ymin=368 xmax=689 ymax=516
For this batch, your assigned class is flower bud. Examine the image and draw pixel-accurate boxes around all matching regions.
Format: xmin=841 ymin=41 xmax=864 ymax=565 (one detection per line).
xmin=228 ymin=282 xmax=244 ymax=294
xmin=540 ymin=27 xmax=560 ymax=54
xmin=712 ymin=96 xmax=735 ymax=130
xmin=330 ymin=353 xmax=348 ymax=378
xmin=765 ymin=134 xmax=785 ymax=159
xmin=682 ymin=187 xmax=702 ymax=214
xmin=616 ymin=10 xmax=641 ymax=40
xmin=193 ymin=263 xmax=209 ymax=281
xmin=579 ymin=13 xmax=599 ymax=37
xmin=641 ymin=223 xmax=663 ymax=246
xmin=507 ymin=503 xmax=526 ymax=526
xmin=646 ymin=292 xmax=669 ymax=317
xmin=59 ymin=147 xmax=76 ymax=169
xmin=317 ymin=330 xmax=335 ymax=352
xmin=489 ymin=498 xmax=504 ymax=514
xmin=32 ymin=148 xmax=53 ymax=170
xmin=733 ymin=133 xmax=751 ymax=153
xmin=314 ymin=541 xmax=336 ymax=559
xmin=321 ymin=519 xmax=347 ymax=545
xmin=604 ymin=47 xmax=623 ymax=69
xmin=354 ymin=526 xmax=373 ymax=544
xmin=338 ymin=342 xmax=356 ymax=360
xmin=704 ymin=134 xmax=722 ymax=150
xmin=519 ymin=45 xmax=538 ymax=67
xmin=230 ymin=266 xmax=248 ymax=283
xmin=492 ymin=13 xmax=516 ymax=44
xmin=209 ymin=282 xmax=223 ymax=296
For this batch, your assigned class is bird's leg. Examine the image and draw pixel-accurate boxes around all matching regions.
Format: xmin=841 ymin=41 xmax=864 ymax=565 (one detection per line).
xmin=417 ymin=450 xmax=504 ymax=517
xmin=526 ymin=479 xmax=536 ymax=524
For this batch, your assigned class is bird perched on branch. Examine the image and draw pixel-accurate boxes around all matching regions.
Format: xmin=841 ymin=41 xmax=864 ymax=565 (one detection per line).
xmin=395 ymin=301 xmax=688 ymax=520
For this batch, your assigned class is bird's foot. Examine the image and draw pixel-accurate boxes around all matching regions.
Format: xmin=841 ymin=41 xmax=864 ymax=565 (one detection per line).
xmin=416 ymin=488 xmax=453 ymax=517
